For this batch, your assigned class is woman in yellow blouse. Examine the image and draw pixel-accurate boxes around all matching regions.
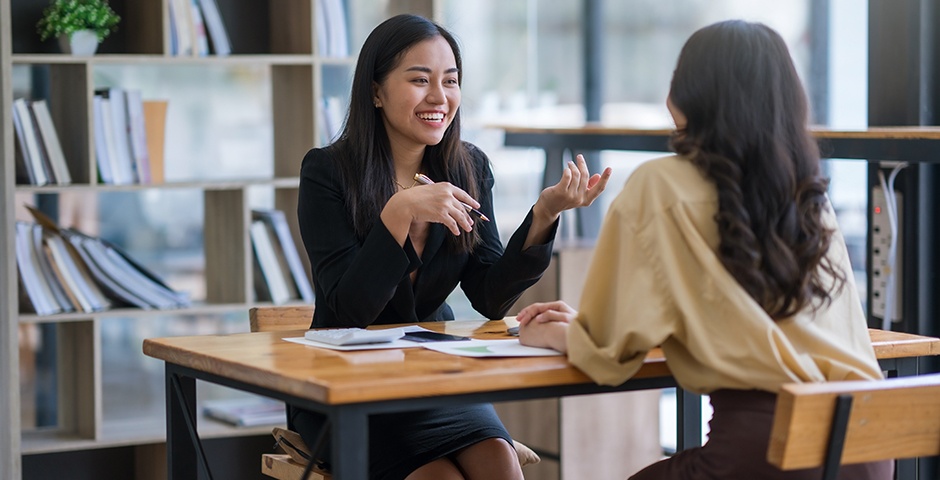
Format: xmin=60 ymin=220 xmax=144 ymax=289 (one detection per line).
xmin=517 ymin=20 xmax=892 ymax=480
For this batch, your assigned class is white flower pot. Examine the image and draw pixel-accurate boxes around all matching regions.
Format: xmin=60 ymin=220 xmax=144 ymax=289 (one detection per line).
xmin=58 ymin=30 xmax=99 ymax=56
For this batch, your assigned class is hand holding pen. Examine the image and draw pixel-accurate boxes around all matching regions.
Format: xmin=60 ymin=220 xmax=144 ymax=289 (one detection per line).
xmin=414 ymin=173 xmax=490 ymax=222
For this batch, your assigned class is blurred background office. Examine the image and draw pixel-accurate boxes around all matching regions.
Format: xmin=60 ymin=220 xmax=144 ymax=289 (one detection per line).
xmin=15 ymin=0 xmax=872 ymax=463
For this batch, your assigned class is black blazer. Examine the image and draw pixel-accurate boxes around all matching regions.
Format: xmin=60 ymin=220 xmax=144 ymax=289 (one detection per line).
xmin=297 ymin=143 xmax=557 ymax=328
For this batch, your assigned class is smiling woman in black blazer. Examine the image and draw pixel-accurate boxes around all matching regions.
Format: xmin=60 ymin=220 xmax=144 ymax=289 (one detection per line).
xmin=294 ymin=13 xmax=610 ymax=480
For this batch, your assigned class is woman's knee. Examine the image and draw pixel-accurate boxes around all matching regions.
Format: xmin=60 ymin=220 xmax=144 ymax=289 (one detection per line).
xmin=405 ymin=457 xmax=464 ymax=480
xmin=454 ymin=438 xmax=523 ymax=480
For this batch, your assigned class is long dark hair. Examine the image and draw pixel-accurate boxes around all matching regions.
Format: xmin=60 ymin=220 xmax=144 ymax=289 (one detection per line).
xmin=332 ymin=14 xmax=480 ymax=252
xmin=668 ymin=20 xmax=844 ymax=319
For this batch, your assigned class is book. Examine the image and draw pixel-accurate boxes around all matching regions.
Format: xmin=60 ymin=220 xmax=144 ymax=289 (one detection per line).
xmin=198 ymin=0 xmax=230 ymax=55
xmin=92 ymin=95 xmax=115 ymax=184
xmin=80 ymin=235 xmax=189 ymax=309
xmin=252 ymin=209 xmax=314 ymax=302
xmin=98 ymin=88 xmax=138 ymax=184
xmin=167 ymin=0 xmax=179 ymax=54
xmin=41 ymin=238 xmax=84 ymax=312
xmin=324 ymin=0 xmax=349 ymax=57
xmin=12 ymin=98 xmax=49 ymax=185
xmin=202 ymin=397 xmax=286 ymax=427
xmin=142 ymin=100 xmax=168 ymax=183
xmin=11 ymin=99 xmax=36 ymax=185
xmin=189 ymin=0 xmax=210 ymax=56
xmin=26 ymin=206 xmax=188 ymax=311
xmin=44 ymin=232 xmax=106 ymax=313
xmin=124 ymin=90 xmax=152 ymax=184
xmin=315 ymin=0 xmax=329 ymax=56
xmin=27 ymin=205 xmax=113 ymax=313
xmin=96 ymin=96 xmax=128 ymax=184
xmin=30 ymin=99 xmax=72 ymax=185
xmin=250 ymin=220 xmax=292 ymax=305
xmin=169 ymin=0 xmax=194 ymax=56
xmin=30 ymin=223 xmax=75 ymax=313
xmin=315 ymin=0 xmax=349 ymax=57
xmin=15 ymin=222 xmax=60 ymax=315
xmin=63 ymin=229 xmax=153 ymax=309
xmin=254 ymin=216 xmax=299 ymax=301
xmin=26 ymin=102 xmax=57 ymax=184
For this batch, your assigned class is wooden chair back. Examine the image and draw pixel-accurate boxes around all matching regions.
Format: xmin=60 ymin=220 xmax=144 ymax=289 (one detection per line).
xmin=249 ymin=306 xmax=314 ymax=333
xmin=768 ymin=373 xmax=940 ymax=479
xmin=251 ymin=305 xmax=323 ymax=480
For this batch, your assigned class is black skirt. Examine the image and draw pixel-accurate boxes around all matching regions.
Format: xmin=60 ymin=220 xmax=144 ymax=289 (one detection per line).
xmin=290 ymin=403 xmax=512 ymax=480
xmin=629 ymin=389 xmax=894 ymax=480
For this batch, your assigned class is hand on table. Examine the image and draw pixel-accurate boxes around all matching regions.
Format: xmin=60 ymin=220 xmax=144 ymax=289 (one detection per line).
xmin=516 ymin=301 xmax=577 ymax=353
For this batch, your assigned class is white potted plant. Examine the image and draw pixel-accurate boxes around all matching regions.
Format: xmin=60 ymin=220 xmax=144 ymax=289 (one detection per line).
xmin=36 ymin=0 xmax=120 ymax=56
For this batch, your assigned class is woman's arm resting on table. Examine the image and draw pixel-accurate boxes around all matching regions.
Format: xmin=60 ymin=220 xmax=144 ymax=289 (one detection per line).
xmin=519 ymin=321 xmax=570 ymax=353
xmin=517 ymin=301 xmax=577 ymax=353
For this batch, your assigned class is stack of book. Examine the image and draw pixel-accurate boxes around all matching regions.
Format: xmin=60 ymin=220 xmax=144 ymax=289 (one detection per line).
xmin=12 ymin=98 xmax=71 ymax=186
xmin=202 ymin=396 xmax=285 ymax=427
xmin=16 ymin=207 xmax=190 ymax=315
xmin=250 ymin=209 xmax=314 ymax=305
xmin=92 ymin=87 xmax=166 ymax=185
xmin=168 ymin=0 xmax=231 ymax=56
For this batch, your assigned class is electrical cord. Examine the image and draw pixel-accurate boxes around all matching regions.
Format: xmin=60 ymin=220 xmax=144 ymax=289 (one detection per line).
xmin=876 ymin=162 xmax=908 ymax=330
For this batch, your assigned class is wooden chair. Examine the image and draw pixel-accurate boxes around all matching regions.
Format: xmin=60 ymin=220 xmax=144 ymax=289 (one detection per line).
xmin=768 ymin=373 xmax=940 ymax=480
xmin=249 ymin=306 xmax=329 ymax=480
xmin=249 ymin=305 xmax=540 ymax=479
xmin=250 ymin=305 xmax=315 ymax=333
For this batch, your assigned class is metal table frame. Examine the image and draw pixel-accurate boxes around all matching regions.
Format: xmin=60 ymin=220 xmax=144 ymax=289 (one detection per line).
xmin=162 ymin=354 xmax=919 ymax=479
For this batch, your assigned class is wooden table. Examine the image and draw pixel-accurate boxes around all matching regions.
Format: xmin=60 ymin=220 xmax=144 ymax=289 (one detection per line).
xmin=499 ymin=124 xmax=940 ymax=163
xmin=497 ymin=124 xmax=940 ymax=240
xmin=143 ymin=320 xmax=939 ymax=480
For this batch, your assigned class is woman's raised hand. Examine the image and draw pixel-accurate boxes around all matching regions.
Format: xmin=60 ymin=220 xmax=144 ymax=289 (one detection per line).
xmin=534 ymin=154 xmax=613 ymax=221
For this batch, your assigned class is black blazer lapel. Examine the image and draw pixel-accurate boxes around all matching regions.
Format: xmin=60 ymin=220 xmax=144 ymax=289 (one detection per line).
xmin=420 ymin=223 xmax=446 ymax=269
xmin=388 ymin=276 xmax=419 ymax=323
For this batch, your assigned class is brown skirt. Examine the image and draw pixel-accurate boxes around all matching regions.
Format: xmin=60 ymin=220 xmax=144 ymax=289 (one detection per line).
xmin=629 ymin=389 xmax=893 ymax=480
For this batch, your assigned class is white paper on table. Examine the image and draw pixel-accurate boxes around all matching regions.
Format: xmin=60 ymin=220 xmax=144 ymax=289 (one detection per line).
xmin=421 ymin=339 xmax=563 ymax=358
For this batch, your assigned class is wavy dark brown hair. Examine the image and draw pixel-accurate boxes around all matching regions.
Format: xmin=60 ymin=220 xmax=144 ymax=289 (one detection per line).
xmin=668 ymin=20 xmax=844 ymax=319
xmin=331 ymin=14 xmax=480 ymax=253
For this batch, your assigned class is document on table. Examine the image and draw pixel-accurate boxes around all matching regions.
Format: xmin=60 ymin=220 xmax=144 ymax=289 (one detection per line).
xmin=422 ymin=339 xmax=563 ymax=358
xmin=284 ymin=329 xmax=562 ymax=357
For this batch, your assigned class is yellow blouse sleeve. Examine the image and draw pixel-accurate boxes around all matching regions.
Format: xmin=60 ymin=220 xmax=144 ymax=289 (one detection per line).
xmin=566 ymin=187 xmax=680 ymax=386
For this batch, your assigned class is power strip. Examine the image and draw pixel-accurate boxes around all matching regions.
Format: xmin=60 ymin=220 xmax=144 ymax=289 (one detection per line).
xmin=870 ymin=185 xmax=903 ymax=322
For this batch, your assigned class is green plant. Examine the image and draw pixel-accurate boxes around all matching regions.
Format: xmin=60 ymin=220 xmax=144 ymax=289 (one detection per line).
xmin=36 ymin=0 xmax=120 ymax=42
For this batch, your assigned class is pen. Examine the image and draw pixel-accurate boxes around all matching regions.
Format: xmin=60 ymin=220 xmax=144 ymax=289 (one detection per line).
xmin=414 ymin=173 xmax=490 ymax=222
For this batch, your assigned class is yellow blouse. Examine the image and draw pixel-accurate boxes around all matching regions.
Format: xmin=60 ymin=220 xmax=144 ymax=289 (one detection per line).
xmin=567 ymin=155 xmax=883 ymax=393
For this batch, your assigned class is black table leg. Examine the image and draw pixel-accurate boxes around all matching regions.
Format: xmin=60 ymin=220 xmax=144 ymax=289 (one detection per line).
xmin=166 ymin=364 xmax=213 ymax=480
xmin=676 ymin=388 xmax=702 ymax=452
xmin=331 ymin=407 xmax=369 ymax=479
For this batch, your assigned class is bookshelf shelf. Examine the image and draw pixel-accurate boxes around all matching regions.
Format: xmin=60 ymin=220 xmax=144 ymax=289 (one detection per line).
xmin=17 ymin=300 xmax=312 ymax=325
xmin=315 ymin=56 xmax=358 ymax=67
xmin=14 ymin=176 xmax=301 ymax=193
xmin=12 ymin=54 xmax=317 ymax=66
xmin=22 ymin=414 xmax=277 ymax=455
